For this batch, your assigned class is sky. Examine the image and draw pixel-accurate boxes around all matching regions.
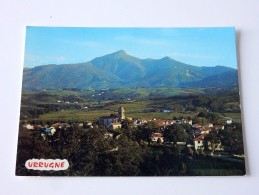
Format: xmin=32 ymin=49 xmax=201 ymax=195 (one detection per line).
xmin=24 ymin=27 xmax=238 ymax=69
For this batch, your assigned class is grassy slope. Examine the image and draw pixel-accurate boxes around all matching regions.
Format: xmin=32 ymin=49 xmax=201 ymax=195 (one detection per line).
xmin=21 ymin=88 xmax=239 ymax=122
xmin=37 ymin=100 xmax=195 ymax=121
xmin=223 ymin=113 xmax=242 ymax=123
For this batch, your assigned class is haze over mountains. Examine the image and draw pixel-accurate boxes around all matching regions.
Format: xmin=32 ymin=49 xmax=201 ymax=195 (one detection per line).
xmin=23 ymin=50 xmax=238 ymax=90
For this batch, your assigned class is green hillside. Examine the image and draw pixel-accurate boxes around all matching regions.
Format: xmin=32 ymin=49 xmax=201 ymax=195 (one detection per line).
xmin=22 ymin=50 xmax=238 ymax=90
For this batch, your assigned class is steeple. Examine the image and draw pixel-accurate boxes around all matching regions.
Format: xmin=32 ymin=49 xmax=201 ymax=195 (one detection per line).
xmin=118 ymin=107 xmax=125 ymax=121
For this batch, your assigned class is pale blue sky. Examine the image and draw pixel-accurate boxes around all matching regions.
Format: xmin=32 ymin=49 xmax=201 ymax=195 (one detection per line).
xmin=24 ymin=27 xmax=237 ymax=69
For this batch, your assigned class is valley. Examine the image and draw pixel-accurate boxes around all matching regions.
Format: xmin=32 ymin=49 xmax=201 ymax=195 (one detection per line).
xmin=16 ymin=49 xmax=244 ymax=176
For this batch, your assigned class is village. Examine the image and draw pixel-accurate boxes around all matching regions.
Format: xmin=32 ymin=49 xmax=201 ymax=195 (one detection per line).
xmin=22 ymin=106 xmax=239 ymax=157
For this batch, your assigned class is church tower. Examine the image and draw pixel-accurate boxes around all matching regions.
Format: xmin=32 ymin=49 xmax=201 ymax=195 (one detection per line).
xmin=118 ymin=107 xmax=125 ymax=121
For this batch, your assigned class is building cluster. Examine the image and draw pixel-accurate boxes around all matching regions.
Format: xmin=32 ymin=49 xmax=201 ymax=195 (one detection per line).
xmin=23 ymin=106 xmax=233 ymax=153
xmin=23 ymin=122 xmax=71 ymax=140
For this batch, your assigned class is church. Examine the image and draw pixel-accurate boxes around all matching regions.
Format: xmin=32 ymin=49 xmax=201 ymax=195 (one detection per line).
xmin=99 ymin=107 xmax=125 ymax=129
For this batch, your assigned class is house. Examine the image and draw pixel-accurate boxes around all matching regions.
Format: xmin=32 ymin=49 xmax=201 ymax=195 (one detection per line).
xmin=108 ymin=122 xmax=122 ymax=130
xmin=133 ymin=118 xmax=150 ymax=126
xmin=192 ymin=123 xmax=202 ymax=129
xmin=23 ymin=124 xmax=42 ymax=130
xmin=199 ymin=127 xmax=211 ymax=134
xmin=104 ymin=132 xmax=114 ymax=139
xmin=44 ymin=127 xmax=56 ymax=135
xmin=109 ymin=146 xmax=119 ymax=152
xmin=171 ymin=120 xmax=177 ymax=124
xmin=23 ymin=124 xmax=34 ymax=130
xmin=105 ymin=130 xmax=123 ymax=140
xmin=176 ymin=142 xmax=187 ymax=146
xmin=163 ymin=109 xmax=172 ymax=113
xmin=214 ymin=125 xmax=225 ymax=130
xmin=225 ymin=118 xmax=233 ymax=124
xmin=194 ymin=129 xmax=202 ymax=136
xmin=152 ymin=119 xmax=172 ymax=130
xmin=149 ymin=133 xmax=164 ymax=143
xmin=134 ymin=119 xmax=142 ymax=126
xmin=51 ymin=123 xmax=69 ymax=129
xmin=50 ymin=127 xmax=56 ymax=135
xmin=204 ymin=123 xmax=213 ymax=128
xmin=126 ymin=117 xmax=133 ymax=121
xmin=78 ymin=123 xmax=84 ymax=127
xmin=182 ymin=119 xmax=193 ymax=125
xmin=83 ymin=121 xmax=93 ymax=128
xmin=193 ymin=134 xmax=208 ymax=150
xmin=81 ymin=106 xmax=88 ymax=110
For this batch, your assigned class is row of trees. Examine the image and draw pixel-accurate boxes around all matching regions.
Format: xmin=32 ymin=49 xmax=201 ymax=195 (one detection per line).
xmin=16 ymin=119 xmax=245 ymax=176
xmin=16 ymin=125 xmax=145 ymax=176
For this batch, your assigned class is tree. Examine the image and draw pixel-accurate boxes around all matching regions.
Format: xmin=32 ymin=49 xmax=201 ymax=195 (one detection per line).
xmin=182 ymin=124 xmax=193 ymax=143
xmin=140 ymin=146 xmax=187 ymax=176
xmin=164 ymin=125 xmax=189 ymax=144
xmin=197 ymin=112 xmax=206 ymax=118
xmin=16 ymin=126 xmax=53 ymax=176
xmin=137 ymin=121 xmax=159 ymax=142
xmin=206 ymin=112 xmax=222 ymax=124
xmin=67 ymin=127 xmax=115 ymax=176
xmin=204 ymin=129 xmax=221 ymax=153
xmin=197 ymin=117 xmax=208 ymax=126
xmin=121 ymin=118 xmax=134 ymax=130
xmin=157 ymin=137 xmax=162 ymax=145
xmin=209 ymin=99 xmax=224 ymax=112
xmin=221 ymin=123 xmax=244 ymax=155
xmin=145 ymin=121 xmax=160 ymax=131
xmin=107 ymin=135 xmax=144 ymax=176
xmin=67 ymin=127 xmax=145 ymax=176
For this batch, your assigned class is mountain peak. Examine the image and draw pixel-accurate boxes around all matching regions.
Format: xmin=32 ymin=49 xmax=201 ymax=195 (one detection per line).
xmin=161 ymin=56 xmax=172 ymax=60
xmin=115 ymin=50 xmax=127 ymax=55
xmin=100 ymin=50 xmax=129 ymax=59
xmin=107 ymin=50 xmax=128 ymax=57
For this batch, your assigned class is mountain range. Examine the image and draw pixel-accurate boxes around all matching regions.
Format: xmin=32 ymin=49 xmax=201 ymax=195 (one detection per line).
xmin=22 ymin=50 xmax=238 ymax=90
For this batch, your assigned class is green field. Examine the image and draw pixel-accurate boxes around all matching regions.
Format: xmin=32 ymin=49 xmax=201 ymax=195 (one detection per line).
xmin=223 ymin=113 xmax=242 ymax=123
xmin=37 ymin=100 xmax=194 ymax=121
xmin=20 ymin=88 xmax=241 ymax=122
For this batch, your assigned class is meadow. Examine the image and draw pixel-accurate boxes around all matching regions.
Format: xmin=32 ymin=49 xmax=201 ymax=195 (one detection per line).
xmin=20 ymin=87 xmax=241 ymax=123
xmin=38 ymin=100 xmax=195 ymax=121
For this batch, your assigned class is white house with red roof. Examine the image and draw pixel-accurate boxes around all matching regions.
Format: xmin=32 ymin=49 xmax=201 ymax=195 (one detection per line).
xmin=192 ymin=123 xmax=202 ymax=129
xmin=193 ymin=134 xmax=208 ymax=150
xmin=51 ymin=122 xmax=69 ymax=129
xmin=149 ymin=133 xmax=164 ymax=143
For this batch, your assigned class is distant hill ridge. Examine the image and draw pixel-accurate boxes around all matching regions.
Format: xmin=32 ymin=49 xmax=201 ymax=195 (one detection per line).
xmin=23 ymin=50 xmax=238 ymax=89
